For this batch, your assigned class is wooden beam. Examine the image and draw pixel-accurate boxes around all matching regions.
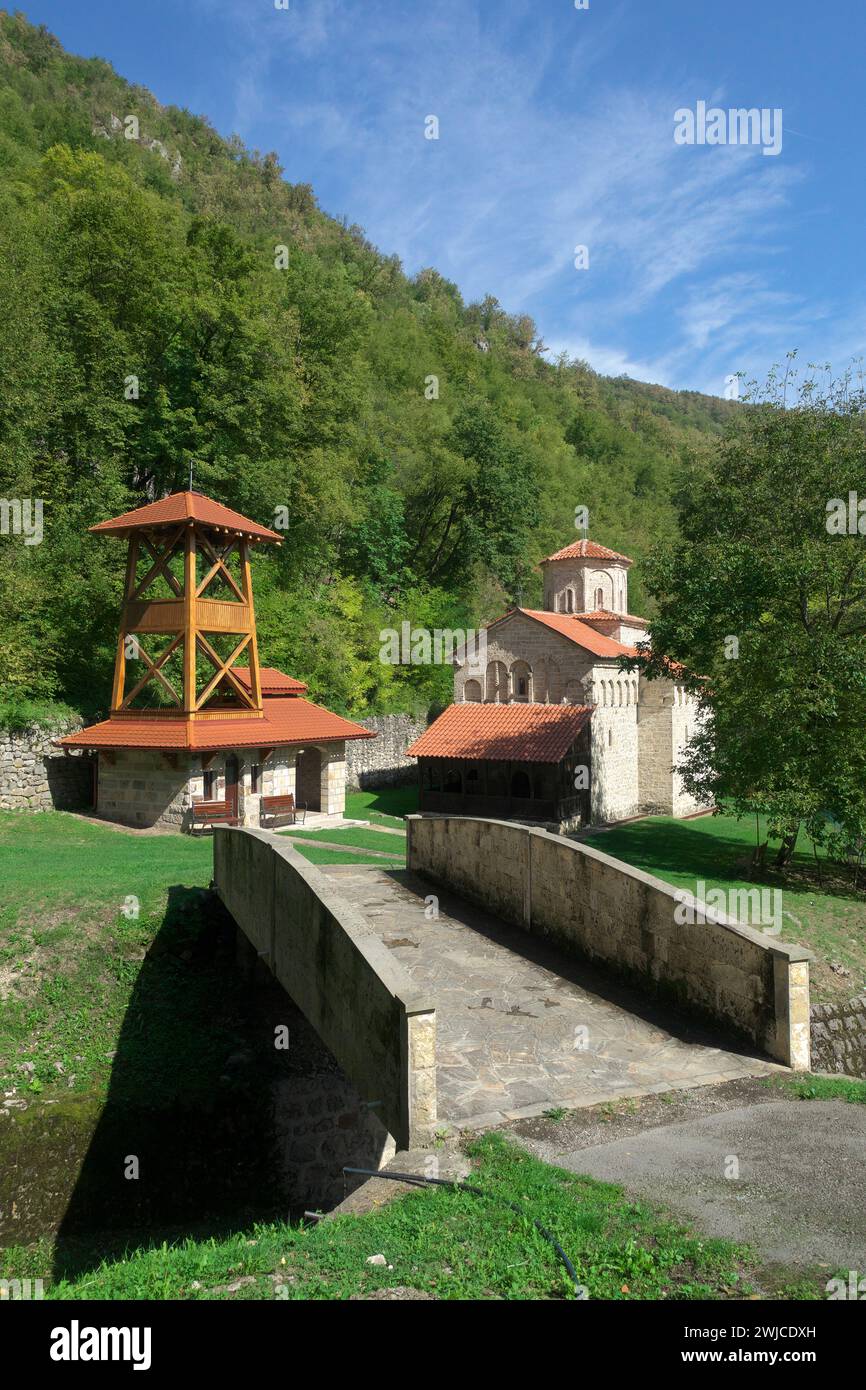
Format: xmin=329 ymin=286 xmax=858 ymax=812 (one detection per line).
xmin=111 ymin=533 xmax=140 ymax=712
xmin=240 ymin=539 xmax=263 ymax=709
xmin=183 ymin=524 xmax=197 ymax=713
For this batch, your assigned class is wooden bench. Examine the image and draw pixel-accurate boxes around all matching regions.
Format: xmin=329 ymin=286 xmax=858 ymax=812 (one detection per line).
xmin=260 ymin=793 xmax=305 ymax=827
xmin=191 ymin=799 xmax=239 ymax=832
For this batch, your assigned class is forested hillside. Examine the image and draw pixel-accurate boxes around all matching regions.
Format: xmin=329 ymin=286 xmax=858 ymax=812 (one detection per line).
xmin=0 ymin=11 xmax=738 ymax=719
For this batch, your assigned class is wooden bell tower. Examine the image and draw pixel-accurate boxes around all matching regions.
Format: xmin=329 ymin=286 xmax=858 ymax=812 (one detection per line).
xmin=89 ymin=492 xmax=282 ymax=722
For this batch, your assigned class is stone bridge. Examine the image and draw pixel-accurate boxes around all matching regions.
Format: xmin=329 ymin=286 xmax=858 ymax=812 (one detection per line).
xmin=213 ymin=817 xmax=810 ymax=1150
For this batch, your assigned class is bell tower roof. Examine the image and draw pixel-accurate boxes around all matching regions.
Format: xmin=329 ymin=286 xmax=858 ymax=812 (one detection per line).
xmin=540 ymin=538 xmax=632 ymax=566
xmin=90 ymin=490 xmax=282 ymax=543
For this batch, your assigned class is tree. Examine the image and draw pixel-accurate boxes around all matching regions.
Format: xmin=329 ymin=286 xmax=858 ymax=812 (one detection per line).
xmin=636 ymin=366 xmax=866 ymax=867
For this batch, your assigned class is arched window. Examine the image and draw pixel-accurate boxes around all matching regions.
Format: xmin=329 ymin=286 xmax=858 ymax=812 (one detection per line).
xmin=566 ymin=589 xmax=574 ymax=613
xmin=608 ymin=728 xmax=613 ymax=747
xmin=443 ymin=766 xmax=462 ymax=794
xmin=510 ymin=660 xmax=532 ymax=702
xmin=464 ymin=679 xmax=482 ymax=702
xmin=595 ymin=586 xmax=604 ymax=609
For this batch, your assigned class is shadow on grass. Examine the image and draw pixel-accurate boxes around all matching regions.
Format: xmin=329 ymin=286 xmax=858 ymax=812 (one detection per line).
xmin=596 ymin=817 xmax=862 ymax=905
xmin=46 ymin=886 xmax=294 ymax=1283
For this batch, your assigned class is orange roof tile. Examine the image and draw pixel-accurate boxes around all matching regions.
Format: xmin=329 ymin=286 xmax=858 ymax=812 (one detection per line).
xmin=574 ymin=609 xmax=648 ymax=627
xmin=489 ymin=608 xmax=638 ymax=660
xmin=232 ymin=667 xmax=308 ymax=696
xmin=541 ymin=539 xmax=632 ymax=565
xmin=407 ymin=702 xmax=593 ymax=763
xmin=89 ymin=491 xmax=282 ymax=542
xmin=57 ymin=698 xmax=375 ymax=752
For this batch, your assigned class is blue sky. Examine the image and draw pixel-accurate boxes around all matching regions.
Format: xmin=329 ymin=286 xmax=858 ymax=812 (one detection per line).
xmin=22 ymin=0 xmax=866 ymax=395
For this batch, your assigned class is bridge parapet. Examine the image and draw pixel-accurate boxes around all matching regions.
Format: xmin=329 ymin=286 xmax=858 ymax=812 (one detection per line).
xmin=407 ymin=814 xmax=811 ymax=1070
xmin=214 ymin=827 xmax=436 ymax=1148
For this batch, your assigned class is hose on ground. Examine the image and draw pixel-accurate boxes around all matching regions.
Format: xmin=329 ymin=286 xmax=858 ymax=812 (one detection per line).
xmin=341 ymin=1165 xmax=580 ymax=1296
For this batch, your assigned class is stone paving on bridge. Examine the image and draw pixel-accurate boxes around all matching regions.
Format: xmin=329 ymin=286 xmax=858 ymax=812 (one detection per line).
xmin=319 ymin=865 xmax=777 ymax=1130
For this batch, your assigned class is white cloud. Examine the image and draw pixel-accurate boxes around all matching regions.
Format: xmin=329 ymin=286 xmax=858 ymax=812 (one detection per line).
xmin=202 ymin=0 xmax=852 ymax=394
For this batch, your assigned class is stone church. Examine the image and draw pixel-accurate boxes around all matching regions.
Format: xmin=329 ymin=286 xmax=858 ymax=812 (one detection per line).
xmin=409 ymin=537 xmax=701 ymax=828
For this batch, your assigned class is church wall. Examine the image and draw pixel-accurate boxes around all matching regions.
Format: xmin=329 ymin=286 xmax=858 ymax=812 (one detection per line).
xmin=587 ymin=664 xmax=641 ymax=822
xmin=455 ymin=613 xmax=593 ymax=704
xmin=542 ymin=560 xmax=630 ymax=615
xmin=670 ymin=693 xmax=703 ymax=817
xmin=637 ymin=680 xmax=703 ymax=817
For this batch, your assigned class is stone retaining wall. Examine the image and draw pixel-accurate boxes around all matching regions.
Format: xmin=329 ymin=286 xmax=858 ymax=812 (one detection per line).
xmin=810 ymin=997 xmax=866 ymax=1079
xmin=407 ymin=813 xmax=812 ymax=1069
xmin=0 ymin=722 xmax=93 ymax=813
xmin=345 ymin=713 xmax=427 ymax=789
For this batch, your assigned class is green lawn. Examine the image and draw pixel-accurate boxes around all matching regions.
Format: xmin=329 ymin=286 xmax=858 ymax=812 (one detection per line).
xmin=0 ymin=1132 xmax=825 ymax=1301
xmin=0 ymin=813 xmax=217 ymax=1101
xmin=596 ymin=813 xmax=866 ymax=1003
xmin=283 ymin=825 xmax=405 ymax=857
xmin=289 ymin=844 xmax=401 ymax=866
xmin=0 ymin=812 xmax=395 ymax=1101
xmin=345 ymin=785 xmax=418 ymax=828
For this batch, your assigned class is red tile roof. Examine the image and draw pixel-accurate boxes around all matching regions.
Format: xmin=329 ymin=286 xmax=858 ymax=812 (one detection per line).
xmin=541 ymin=539 xmax=632 ymax=565
xmin=407 ymin=702 xmax=593 ymax=763
xmin=490 ymin=608 xmax=638 ymax=660
xmin=232 ymin=667 xmax=308 ymax=696
xmin=57 ymin=698 xmax=375 ymax=752
xmin=574 ymin=609 xmax=648 ymax=627
xmin=89 ymin=491 xmax=282 ymax=542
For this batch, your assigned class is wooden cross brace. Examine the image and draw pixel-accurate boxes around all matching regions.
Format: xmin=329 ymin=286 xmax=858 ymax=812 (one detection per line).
xmin=195 ymin=631 xmax=255 ymax=710
xmin=121 ymin=632 xmax=184 ymax=708
xmin=196 ymin=532 xmax=245 ymax=603
xmin=131 ymin=526 xmax=186 ymax=601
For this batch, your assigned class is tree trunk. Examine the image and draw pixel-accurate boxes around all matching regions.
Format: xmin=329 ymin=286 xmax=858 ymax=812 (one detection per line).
xmin=774 ymin=822 xmax=801 ymax=869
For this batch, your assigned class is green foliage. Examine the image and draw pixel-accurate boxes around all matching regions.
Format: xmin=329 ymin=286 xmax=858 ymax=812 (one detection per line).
xmin=0 ymin=12 xmax=738 ymax=716
xmin=0 ymin=697 xmax=79 ymax=732
xmin=637 ymin=364 xmax=866 ymax=856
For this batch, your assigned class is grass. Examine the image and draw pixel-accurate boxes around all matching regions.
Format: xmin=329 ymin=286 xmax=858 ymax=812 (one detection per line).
xmin=0 ymin=812 xmax=246 ymax=1104
xmin=289 ymin=844 xmax=402 ymax=867
xmin=768 ymin=1073 xmax=866 ymax=1105
xmin=283 ymin=826 xmax=405 ymax=857
xmin=0 ymin=811 xmax=392 ymax=1101
xmin=344 ymin=785 xmax=418 ymax=828
xmin=1 ymin=1132 xmax=823 ymax=1301
xmin=596 ymin=812 xmax=866 ymax=1003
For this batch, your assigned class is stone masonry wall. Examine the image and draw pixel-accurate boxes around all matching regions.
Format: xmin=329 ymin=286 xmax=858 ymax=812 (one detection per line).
xmin=345 ymin=714 xmax=426 ymax=789
xmin=214 ymin=827 xmax=437 ymax=1147
xmin=408 ymin=814 xmax=812 ymax=1069
xmin=0 ymin=721 xmax=93 ymax=812
xmin=810 ymin=996 xmax=866 ymax=1079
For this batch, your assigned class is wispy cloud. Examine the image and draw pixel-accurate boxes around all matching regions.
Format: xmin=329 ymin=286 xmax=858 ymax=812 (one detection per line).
xmin=201 ymin=0 xmax=854 ymax=394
